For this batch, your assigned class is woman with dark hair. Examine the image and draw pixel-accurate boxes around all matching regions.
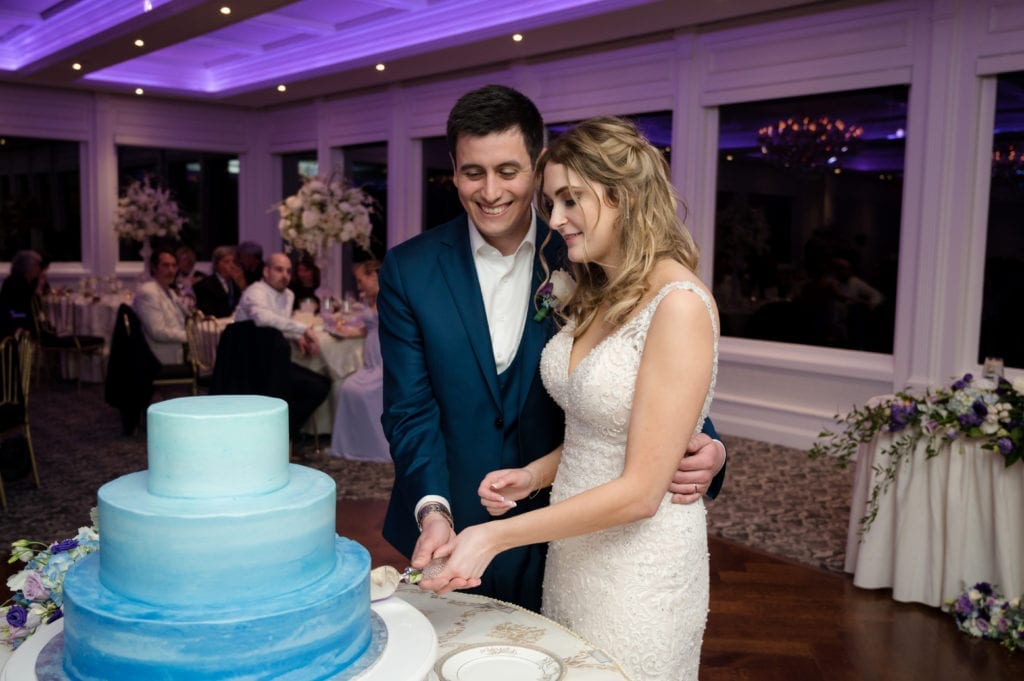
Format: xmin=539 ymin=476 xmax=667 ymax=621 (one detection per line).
xmin=289 ymin=252 xmax=321 ymax=312
xmin=1 ymin=250 xmax=44 ymax=335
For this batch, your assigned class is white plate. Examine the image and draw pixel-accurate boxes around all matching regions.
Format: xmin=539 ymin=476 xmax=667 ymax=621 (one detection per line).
xmin=435 ymin=643 xmax=565 ymax=681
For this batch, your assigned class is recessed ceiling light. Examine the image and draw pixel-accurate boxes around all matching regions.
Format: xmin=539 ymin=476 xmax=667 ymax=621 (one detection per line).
xmin=276 ymin=84 xmax=287 ymax=92
xmin=134 ymin=88 xmax=144 ymax=95
xmin=72 ymin=63 xmax=82 ymax=71
xmin=375 ymin=63 xmax=386 ymax=72
xmin=512 ymin=33 xmax=524 ymax=42
xmin=220 ymin=6 xmax=231 ymax=15
xmin=134 ymin=39 xmax=145 ymax=48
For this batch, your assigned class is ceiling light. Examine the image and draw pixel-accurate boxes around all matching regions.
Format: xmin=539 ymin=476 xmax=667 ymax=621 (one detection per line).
xmin=220 ymin=6 xmax=231 ymax=15
xmin=276 ymin=84 xmax=287 ymax=92
xmin=512 ymin=34 xmax=524 ymax=42
xmin=134 ymin=87 xmax=144 ymax=95
xmin=375 ymin=63 xmax=385 ymax=72
xmin=134 ymin=39 xmax=145 ymax=48
xmin=72 ymin=63 xmax=82 ymax=71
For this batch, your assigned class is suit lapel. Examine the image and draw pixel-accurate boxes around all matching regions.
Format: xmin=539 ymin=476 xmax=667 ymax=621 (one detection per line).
xmin=437 ymin=220 xmax=501 ymax=408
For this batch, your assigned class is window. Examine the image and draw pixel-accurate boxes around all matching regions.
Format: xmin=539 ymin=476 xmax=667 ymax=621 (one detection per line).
xmin=0 ymin=136 xmax=82 ymax=262
xmin=342 ymin=142 xmax=387 ymax=261
xmin=116 ymin=146 xmax=239 ymax=261
xmin=715 ymin=86 xmax=908 ymax=353
xmin=979 ymin=71 xmax=1024 ymax=369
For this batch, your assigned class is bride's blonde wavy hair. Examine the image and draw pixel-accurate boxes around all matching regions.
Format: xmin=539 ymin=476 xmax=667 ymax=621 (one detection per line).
xmin=536 ymin=116 xmax=700 ymax=337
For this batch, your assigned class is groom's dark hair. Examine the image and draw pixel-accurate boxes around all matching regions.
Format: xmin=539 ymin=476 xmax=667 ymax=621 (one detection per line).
xmin=446 ymin=84 xmax=545 ymax=165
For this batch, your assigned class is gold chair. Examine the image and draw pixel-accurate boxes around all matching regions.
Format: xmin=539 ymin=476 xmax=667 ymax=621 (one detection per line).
xmin=31 ymin=295 xmax=105 ymax=391
xmin=0 ymin=334 xmax=41 ymax=511
xmin=185 ymin=314 xmax=221 ymax=394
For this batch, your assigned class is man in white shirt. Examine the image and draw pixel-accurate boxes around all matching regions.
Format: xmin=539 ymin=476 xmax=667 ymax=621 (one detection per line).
xmin=133 ymin=249 xmax=189 ymax=365
xmin=234 ymin=252 xmax=330 ymax=435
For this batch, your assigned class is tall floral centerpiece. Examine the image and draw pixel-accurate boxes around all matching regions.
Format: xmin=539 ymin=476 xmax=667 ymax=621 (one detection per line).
xmin=274 ymin=174 xmax=374 ymax=301
xmin=113 ymin=175 xmax=187 ymax=271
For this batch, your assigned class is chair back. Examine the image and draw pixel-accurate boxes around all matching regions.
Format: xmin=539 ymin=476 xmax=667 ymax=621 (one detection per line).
xmin=210 ymin=321 xmax=291 ymax=400
xmin=186 ymin=314 xmax=221 ymax=377
xmin=0 ymin=334 xmax=31 ymax=410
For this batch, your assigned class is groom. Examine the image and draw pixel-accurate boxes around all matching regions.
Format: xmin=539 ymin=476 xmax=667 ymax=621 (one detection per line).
xmin=378 ymin=84 xmax=726 ymax=611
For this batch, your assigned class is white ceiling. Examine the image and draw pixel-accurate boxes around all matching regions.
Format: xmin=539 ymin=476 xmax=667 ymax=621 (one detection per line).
xmin=0 ymin=0 xmax=835 ymax=108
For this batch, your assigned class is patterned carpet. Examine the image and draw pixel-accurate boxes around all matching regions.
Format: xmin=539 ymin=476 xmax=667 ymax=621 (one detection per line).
xmin=0 ymin=380 xmax=854 ymax=572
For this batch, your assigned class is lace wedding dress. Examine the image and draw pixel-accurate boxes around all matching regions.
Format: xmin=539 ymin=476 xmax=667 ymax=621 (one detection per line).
xmin=540 ymin=282 xmax=718 ymax=681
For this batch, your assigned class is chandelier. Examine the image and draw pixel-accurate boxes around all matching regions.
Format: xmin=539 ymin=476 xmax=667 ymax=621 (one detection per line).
xmin=757 ymin=116 xmax=863 ymax=172
xmin=992 ymin=144 xmax=1024 ymax=180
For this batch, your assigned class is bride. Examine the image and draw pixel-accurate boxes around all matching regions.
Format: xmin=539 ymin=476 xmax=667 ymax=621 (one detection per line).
xmin=422 ymin=115 xmax=718 ymax=680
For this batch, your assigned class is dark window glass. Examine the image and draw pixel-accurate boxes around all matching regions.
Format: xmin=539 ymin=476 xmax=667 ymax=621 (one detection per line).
xmin=281 ymin=150 xmax=317 ymax=203
xmin=343 ymin=142 xmax=388 ymax=262
xmin=980 ymin=71 xmax=1024 ymax=369
xmin=0 ymin=136 xmax=82 ymax=261
xmin=116 ymin=146 xmax=239 ymax=261
xmin=715 ymin=86 xmax=908 ymax=353
xmin=423 ymin=136 xmax=460 ymax=230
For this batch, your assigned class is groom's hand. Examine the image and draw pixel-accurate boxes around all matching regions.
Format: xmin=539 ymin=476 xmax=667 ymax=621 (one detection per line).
xmin=669 ymin=433 xmax=725 ymax=504
xmin=412 ymin=515 xmax=455 ymax=574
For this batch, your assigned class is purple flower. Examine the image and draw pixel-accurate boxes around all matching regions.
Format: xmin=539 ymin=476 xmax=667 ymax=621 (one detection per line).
xmin=945 ymin=428 xmax=959 ymax=440
xmin=997 ymin=438 xmax=1014 ymax=455
xmin=50 ymin=539 xmax=78 ymax=554
xmin=958 ymin=413 xmax=982 ymax=428
xmin=46 ymin=608 xmax=63 ymax=624
xmin=538 ymin=282 xmax=553 ymax=297
xmin=975 ymin=582 xmax=994 ymax=596
xmin=971 ymin=400 xmax=988 ymax=418
xmin=951 ymin=373 xmax=973 ymax=390
xmin=21 ymin=571 xmax=50 ymax=602
xmin=889 ymin=401 xmax=917 ymax=431
xmin=6 ymin=604 xmax=28 ymax=627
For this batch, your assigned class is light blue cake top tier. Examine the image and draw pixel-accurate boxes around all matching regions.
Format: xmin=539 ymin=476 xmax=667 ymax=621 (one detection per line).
xmin=146 ymin=395 xmax=289 ymax=498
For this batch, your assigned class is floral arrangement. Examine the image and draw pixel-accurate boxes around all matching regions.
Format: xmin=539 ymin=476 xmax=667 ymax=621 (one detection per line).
xmin=2 ymin=519 xmax=99 ymax=650
xmin=810 ymin=373 xmax=1024 ymax=533
xmin=534 ymin=269 xmax=576 ymax=322
xmin=275 ymin=174 xmax=374 ymax=258
xmin=945 ymin=582 xmax=1024 ymax=652
xmin=113 ymin=175 xmax=187 ymax=242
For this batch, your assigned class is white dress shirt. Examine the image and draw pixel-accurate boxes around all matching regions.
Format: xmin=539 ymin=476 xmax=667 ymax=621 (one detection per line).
xmin=468 ymin=214 xmax=537 ymax=374
xmin=234 ymin=280 xmax=308 ymax=340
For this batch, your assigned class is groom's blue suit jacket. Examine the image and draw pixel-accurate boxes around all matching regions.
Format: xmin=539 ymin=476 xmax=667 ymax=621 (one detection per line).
xmin=378 ymin=214 xmax=724 ymax=610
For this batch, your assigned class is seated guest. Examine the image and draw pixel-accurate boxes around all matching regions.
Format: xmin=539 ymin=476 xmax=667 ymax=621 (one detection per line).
xmin=237 ymin=241 xmax=264 ymax=288
xmin=132 ymin=249 xmax=189 ymax=364
xmin=175 ymin=245 xmax=204 ymax=298
xmin=329 ymin=260 xmax=389 ymax=462
xmin=193 ymin=245 xmax=245 ymax=318
xmin=1 ymin=250 xmax=44 ymax=336
xmin=289 ymin=252 xmax=321 ymax=313
xmin=234 ymin=252 xmax=330 ymax=436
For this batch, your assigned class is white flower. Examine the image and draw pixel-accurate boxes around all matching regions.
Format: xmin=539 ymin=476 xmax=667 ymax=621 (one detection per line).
xmin=549 ymin=269 xmax=576 ymax=304
xmin=1013 ymin=377 xmax=1024 ymax=394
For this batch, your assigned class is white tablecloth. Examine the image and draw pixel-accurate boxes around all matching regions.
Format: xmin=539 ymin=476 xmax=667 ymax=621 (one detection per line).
xmin=398 ymin=585 xmax=630 ymax=679
xmin=291 ymin=314 xmax=364 ymax=435
xmin=845 ymin=432 xmax=1024 ymax=606
xmin=42 ymin=293 xmax=131 ymax=383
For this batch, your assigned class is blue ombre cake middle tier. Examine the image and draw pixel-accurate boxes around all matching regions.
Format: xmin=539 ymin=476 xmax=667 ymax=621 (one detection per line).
xmin=98 ymin=464 xmax=337 ymax=606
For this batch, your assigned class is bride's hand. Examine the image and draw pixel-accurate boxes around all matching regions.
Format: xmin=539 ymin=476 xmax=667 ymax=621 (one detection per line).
xmin=479 ymin=468 xmax=535 ymax=516
xmin=418 ymin=525 xmax=496 ymax=595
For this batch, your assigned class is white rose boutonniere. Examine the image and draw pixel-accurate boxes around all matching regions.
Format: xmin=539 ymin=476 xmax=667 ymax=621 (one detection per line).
xmin=534 ymin=269 xmax=576 ymax=322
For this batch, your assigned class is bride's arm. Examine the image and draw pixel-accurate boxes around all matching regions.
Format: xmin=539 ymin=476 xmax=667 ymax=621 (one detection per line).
xmin=477 ymin=445 xmax=564 ymax=516
xmin=426 ymin=289 xmax=715 ymax=591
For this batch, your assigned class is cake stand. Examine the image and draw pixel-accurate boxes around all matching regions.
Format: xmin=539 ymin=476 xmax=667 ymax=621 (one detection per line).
xmin=1 ymin=595 xmax=437 ymax=681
